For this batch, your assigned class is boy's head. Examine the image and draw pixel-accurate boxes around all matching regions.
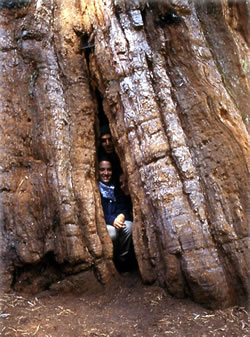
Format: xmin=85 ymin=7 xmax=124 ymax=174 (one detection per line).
xmin=100 ymin=125 xmax=114 ymax=154
xmin=98 ymin=157 xmax=112 ymax=185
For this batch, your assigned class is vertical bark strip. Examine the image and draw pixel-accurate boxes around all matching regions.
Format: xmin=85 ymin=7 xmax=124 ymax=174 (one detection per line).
xmin=0 ymin=0 xmax=249 ymax=308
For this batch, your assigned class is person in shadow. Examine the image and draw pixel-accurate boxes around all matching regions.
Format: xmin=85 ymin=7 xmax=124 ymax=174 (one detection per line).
xmin=98 ymin=125 xmax=122 ymax=185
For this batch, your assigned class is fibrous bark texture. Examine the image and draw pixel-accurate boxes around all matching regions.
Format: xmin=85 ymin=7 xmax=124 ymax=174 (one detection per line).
xmin=0 ymin=0 xmax=249 ymax=309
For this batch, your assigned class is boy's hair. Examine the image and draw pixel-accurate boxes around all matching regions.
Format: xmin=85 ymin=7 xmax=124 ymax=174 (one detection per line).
xmin=100 ymin=124 xmax=111 ymax=137
xmin=98 ymin=155 xmax=112 ymax=167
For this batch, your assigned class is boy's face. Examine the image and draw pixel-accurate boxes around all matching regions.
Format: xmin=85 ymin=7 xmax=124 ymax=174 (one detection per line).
xmin=99 ymin=160 xmax=112 ymax=185
xmin=100 ymin=133 xmax=114 ymax=154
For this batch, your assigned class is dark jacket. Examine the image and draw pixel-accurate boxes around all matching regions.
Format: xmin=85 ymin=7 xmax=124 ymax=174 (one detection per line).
xmin=100 ymin=187 xmax=133 ymax=225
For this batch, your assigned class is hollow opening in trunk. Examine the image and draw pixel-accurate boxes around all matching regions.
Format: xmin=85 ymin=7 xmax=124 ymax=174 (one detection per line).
xmin=94 ymin=89 xmax=138 ymax=274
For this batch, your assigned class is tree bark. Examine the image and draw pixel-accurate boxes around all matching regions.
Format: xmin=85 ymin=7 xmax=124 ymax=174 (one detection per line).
xmin=0 ymin=0 xmax=249 ymax=308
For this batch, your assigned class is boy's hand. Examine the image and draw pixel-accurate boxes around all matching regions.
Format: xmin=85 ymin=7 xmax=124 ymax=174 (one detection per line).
xmin=113 ymin=214 xmax=126 ymax=229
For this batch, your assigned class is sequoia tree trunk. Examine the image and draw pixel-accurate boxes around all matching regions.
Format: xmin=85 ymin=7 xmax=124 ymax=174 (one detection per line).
xmin=0 ymin=0 xmax=249 ymax=309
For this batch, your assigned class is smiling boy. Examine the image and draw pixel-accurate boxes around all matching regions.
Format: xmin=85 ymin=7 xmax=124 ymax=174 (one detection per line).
xmin=98 ymin=156 xmax=133 ymax=270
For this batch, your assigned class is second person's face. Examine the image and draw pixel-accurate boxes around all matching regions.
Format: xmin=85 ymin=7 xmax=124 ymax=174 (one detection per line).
xmin=101 ymin=133 xmax=114 ymax=154
xmin=99 ymin=160 xmax=112 ymax=185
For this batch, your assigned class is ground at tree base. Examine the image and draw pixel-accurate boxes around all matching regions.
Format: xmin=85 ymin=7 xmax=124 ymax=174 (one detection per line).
xmin=1 ymin=271 xmax=248 ymax=337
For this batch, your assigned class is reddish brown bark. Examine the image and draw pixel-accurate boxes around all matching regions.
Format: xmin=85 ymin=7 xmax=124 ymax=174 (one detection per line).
xmin=0 ymin=0 xmax=249 ymax=308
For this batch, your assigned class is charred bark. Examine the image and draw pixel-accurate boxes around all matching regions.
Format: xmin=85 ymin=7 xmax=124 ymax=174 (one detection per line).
xmin=0 ymin=0 xmax=249 ymax=308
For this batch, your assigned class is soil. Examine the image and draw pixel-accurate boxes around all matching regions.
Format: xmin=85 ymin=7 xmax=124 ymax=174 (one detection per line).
xmin=1 ymin=270 xmax=249 ymax=337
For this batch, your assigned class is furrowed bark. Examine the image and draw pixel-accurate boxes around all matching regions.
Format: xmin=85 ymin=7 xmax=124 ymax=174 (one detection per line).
xmin=0 ymin=0 xmax=249 ymax=308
